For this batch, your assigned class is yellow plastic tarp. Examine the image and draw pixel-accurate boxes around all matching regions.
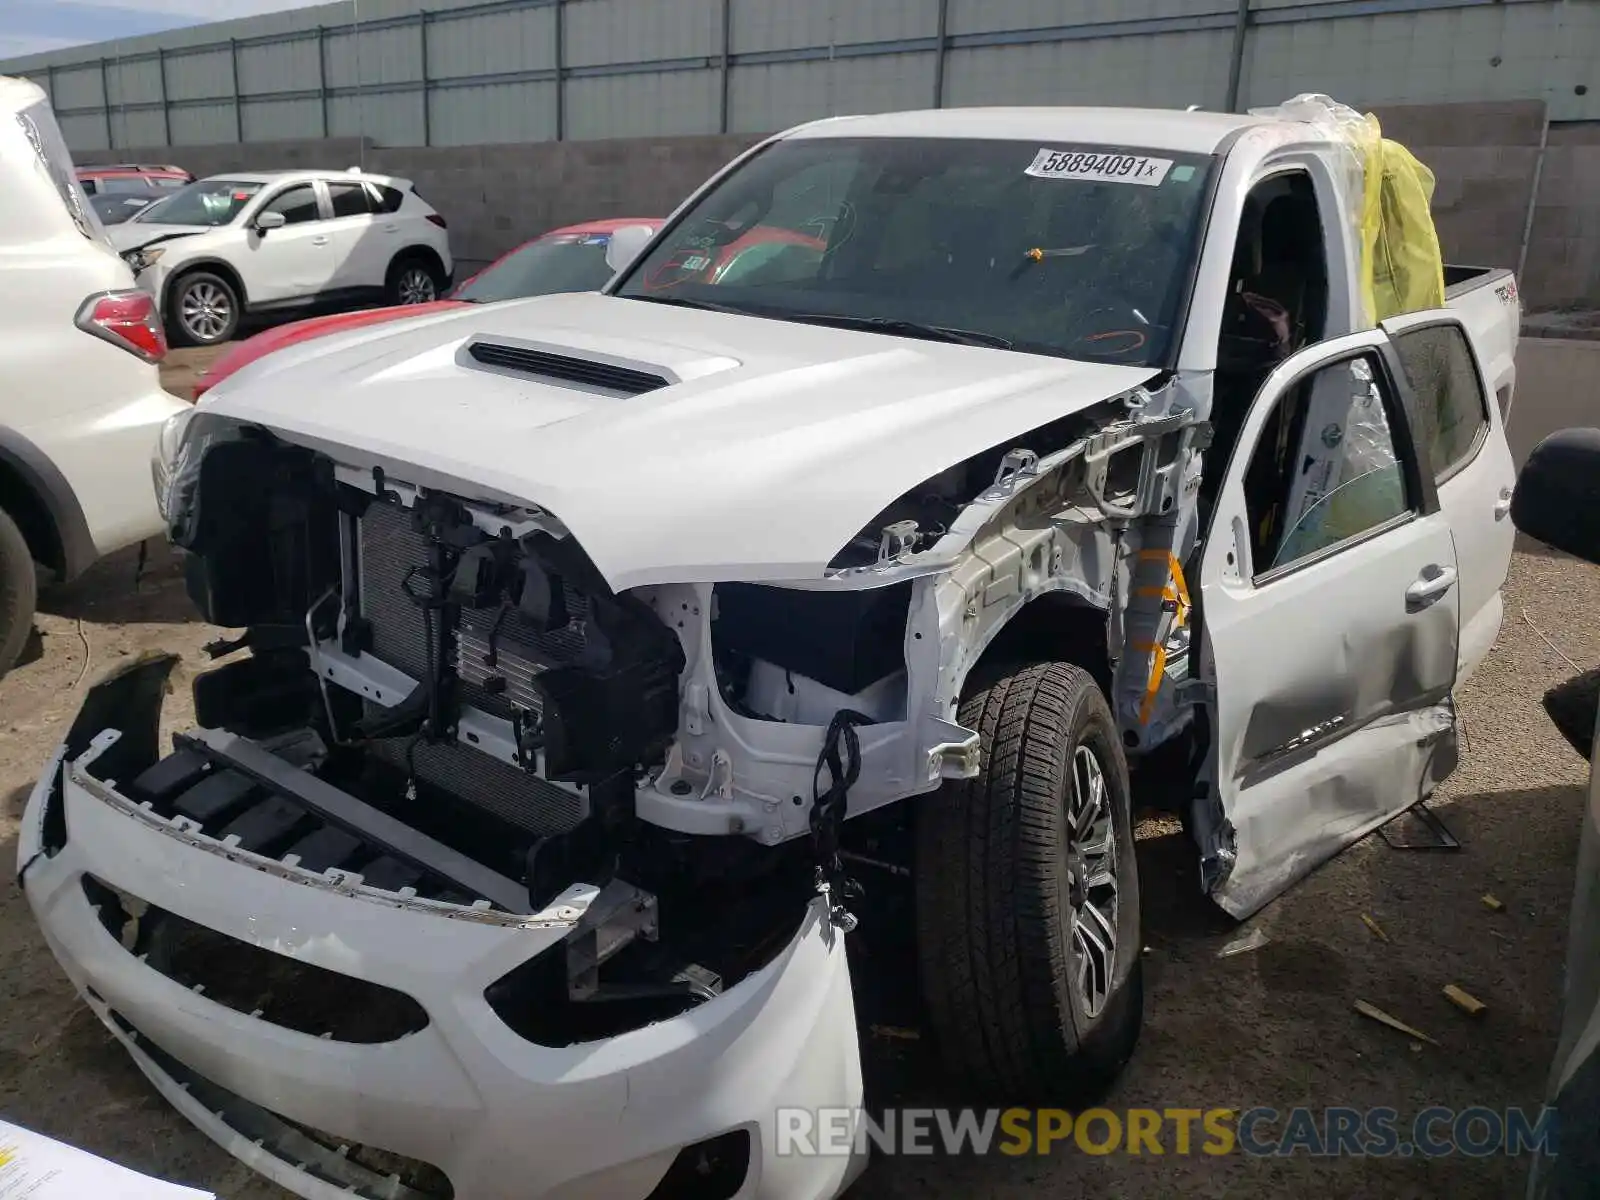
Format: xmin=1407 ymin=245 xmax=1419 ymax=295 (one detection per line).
xmin=1248 ymin=96 xmax=1448 ymax=328
xmin=1358 ymin=119 xmax=1446 ymax=325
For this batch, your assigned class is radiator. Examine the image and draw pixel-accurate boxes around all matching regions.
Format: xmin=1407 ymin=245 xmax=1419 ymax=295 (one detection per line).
xmin=356 ymin=502 xmax=588 ymax=835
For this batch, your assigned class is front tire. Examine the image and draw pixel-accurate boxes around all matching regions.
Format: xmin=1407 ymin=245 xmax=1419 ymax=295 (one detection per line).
xmin=915 ymin=661 xmax=1143 ymax=1100
xmin=386 ymin=255 xmax=444 ymax=306
xmin=168 ymin=270 xmax=240 ymax=347
xmin=0 ymin=507 xmax=39 ymax=680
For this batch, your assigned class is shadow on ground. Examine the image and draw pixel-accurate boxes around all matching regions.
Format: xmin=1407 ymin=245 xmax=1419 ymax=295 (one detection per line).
xmin=846 ymin=779 xmax=1582 ymax=1199
xmin=39 ymin=542 xmax=199 ymax=627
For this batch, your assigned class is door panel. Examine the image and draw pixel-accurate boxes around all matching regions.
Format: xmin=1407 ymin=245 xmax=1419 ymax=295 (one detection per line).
xmin=244 ymin=183 xmax=332 ymax=303
xmin=323 ymin=180 xmax=388 ymax=290
xmin=1383 ymin=310 xmax=1516 ymax=682
xmin=1199 ymin=330 xmax=1461 ymax=918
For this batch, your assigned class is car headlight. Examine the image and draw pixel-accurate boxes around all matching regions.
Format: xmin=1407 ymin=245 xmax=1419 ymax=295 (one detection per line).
xmin=125 ymin=246 xmax=165 ymax=273
xmin=151 ymin=405 xmax=195 ymax=525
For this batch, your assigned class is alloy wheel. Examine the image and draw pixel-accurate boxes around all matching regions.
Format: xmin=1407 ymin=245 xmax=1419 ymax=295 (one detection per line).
xmin=398 ymin=267 xmax=436 ymax=304
xmin=179 ymin=280 xmax=232 ymax=343
xmin=1066 ymin=743 xmax=1119 ymax=1018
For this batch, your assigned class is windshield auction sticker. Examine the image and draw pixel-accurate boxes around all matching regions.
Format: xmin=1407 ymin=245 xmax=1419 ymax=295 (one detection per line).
xmin=0 ymin=1118 xmax=214 ymax=1199
xmin=1025 ymin=149 xmax=1174 ymax=187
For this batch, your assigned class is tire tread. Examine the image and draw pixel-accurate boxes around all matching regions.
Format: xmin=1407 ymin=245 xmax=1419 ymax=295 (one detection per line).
xmin=0 ymin=507 xmax=39 ymax=679
xmin=916 ymin=660 xmax=1141 ymax=1099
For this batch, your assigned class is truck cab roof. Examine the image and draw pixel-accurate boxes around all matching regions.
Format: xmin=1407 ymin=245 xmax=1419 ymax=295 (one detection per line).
xmin=782 ymin=106 xmax=1290 ymax=155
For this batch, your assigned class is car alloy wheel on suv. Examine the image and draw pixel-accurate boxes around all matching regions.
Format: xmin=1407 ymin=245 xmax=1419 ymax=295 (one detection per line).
xmin=393 ymin=261 xmax=440 ymax=305
xmin=172 ymin=272 xmax=239 ymax=346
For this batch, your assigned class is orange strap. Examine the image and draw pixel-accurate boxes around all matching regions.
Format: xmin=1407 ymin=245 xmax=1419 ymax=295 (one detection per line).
xmin=1132 ymin=551 xmax=1192 ymax=724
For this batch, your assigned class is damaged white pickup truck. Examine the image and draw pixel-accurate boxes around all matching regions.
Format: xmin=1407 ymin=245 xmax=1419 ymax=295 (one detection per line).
xmin=22 ymin=98 xmax=1520 ymax=1200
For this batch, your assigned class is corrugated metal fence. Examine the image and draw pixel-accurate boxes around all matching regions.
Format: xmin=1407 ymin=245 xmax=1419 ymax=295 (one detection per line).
xmin=7 ymin=0 xmax=1597 ymax=151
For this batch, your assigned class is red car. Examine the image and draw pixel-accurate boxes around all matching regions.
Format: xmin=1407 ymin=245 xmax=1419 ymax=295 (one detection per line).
xmin=191 ymin=217 xmax=826 ymax=399
xmin=76 ymin=163 xmax=193 ymax=196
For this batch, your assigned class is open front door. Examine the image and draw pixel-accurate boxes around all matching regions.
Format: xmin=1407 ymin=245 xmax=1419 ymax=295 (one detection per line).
xmin=1197 ymin=329 xmax=1461 ymax=918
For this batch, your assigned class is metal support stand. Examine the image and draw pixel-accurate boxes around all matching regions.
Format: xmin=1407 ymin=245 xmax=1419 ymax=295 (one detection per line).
xmin=1378 ymin=799 xmax=1461 ymax=851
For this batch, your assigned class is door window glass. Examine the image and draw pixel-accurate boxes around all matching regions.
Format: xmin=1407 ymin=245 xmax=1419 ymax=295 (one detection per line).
xmin=1244 ymin=352 xmax=1414 ymax=576
xmin=328 ymin=182 xmax=372 ymax=218
xmin=260 ymin=184 xmax=319 ymax=225
xmin=1392 ymin=323 xmax=1489 ymax=481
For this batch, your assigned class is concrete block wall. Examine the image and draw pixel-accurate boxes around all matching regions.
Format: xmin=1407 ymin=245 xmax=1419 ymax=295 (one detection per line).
xmin=77 ymin=99 xmax=1600 ymax=308
xmin=1524 ymin=122 xmax=1600 ymax=310
xmin=82 ymin=137 xmax=373 ymax=180
xmin=1372 ymin=100 xmax=1544 ymax=276
xmin=1371 ymin=99 xmax=1600 ymax=309
xmin=1504 ymin=338 xmax=1600 ymax=468
xmin=369 ymin=134 xmax=762 ymax=267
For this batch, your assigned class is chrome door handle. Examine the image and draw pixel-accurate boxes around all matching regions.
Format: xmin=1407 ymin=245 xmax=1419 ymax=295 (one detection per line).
xmin=1494 ymin=487 xmax=1513 ymax=520
xmin=1405 ymin=565 xmax=1458 ymax=610
xmin=311 ymin=235 xmax=329 ymax=246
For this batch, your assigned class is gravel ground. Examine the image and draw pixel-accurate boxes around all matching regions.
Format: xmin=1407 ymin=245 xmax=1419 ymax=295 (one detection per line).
xmin=0 ymin=349 xmax=1592 ymax=1196
xmin=156 ymin=345 xmax=220 ymax=401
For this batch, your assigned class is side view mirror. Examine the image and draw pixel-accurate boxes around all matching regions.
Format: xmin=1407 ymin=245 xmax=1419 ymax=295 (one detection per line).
xmin=605 ymin=224 xmax=656 ymax=275
xmin=1511 ymin=427 xmax=1600 ymax=566
xmin=254 ymin=211 xmax=286 ymax=233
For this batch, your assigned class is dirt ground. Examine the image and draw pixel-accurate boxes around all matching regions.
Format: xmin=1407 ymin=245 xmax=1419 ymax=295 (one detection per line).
xmin=156 ymin=345 xmax=221 ymax=401
xmin=0 ymin=347 xmax=1593 ymax=1197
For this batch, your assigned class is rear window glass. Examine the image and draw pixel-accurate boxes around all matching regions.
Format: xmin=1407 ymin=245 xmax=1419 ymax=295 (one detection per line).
xmin=18 ymin=104 xmax=97 ymax=239
xmin=454 ymin=235 xmax=616 ymax=303
xmin=370 ymin=184 xmax=405 ymax=213
xmin=97 ymin=176 xmax=156 ymax=195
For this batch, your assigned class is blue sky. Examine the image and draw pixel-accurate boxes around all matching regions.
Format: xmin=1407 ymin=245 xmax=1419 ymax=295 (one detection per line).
xmin=1 ymin=0 xmax=335 ymax=61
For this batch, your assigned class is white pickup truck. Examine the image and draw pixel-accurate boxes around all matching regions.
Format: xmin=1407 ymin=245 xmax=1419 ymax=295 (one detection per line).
xmin=22 ymin=101 xmax=1519 ymax=1200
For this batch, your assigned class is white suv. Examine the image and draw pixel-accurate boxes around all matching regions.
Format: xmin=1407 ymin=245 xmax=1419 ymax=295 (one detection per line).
xmin=108 ymin=168 xmax=454 ymax=346
xmin=0 ymin=76 xmax=188 ymax=675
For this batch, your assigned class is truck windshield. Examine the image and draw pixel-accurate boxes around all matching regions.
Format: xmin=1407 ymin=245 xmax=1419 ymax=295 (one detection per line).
xmin=614 ymin=136 xmax=1214 ymax=367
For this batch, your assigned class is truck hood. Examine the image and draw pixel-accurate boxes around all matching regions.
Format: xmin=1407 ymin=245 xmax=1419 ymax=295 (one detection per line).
xmin=199 ymin=290 xmax=1157 ymax=590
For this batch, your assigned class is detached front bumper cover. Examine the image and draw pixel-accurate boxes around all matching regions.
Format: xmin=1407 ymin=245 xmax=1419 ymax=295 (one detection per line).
xmin=19 ymin=655 xmax=868 ymax=1200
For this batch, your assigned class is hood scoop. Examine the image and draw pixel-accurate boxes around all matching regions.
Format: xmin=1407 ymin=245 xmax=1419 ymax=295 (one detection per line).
xmin=465 ymin=337 xmax=674 ymax=397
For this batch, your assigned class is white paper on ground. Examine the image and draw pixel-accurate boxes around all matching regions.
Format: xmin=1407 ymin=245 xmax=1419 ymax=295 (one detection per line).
xmin=0 ymin=1118 xmax=215 ymax=1199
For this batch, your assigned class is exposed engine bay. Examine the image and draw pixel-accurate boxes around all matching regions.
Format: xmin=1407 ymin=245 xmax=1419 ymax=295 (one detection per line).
xmin=89 ymin=372 xmax=1192 ymax=1057
xmin=146 ymin=423 xmax=853 ymax=1039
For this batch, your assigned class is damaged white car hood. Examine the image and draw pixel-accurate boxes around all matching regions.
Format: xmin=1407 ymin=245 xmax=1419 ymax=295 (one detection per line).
xmin=106 ymin=221 xmax=211 ymax=252
xmin=199 ymin=291 xmax=1156 ymax=590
